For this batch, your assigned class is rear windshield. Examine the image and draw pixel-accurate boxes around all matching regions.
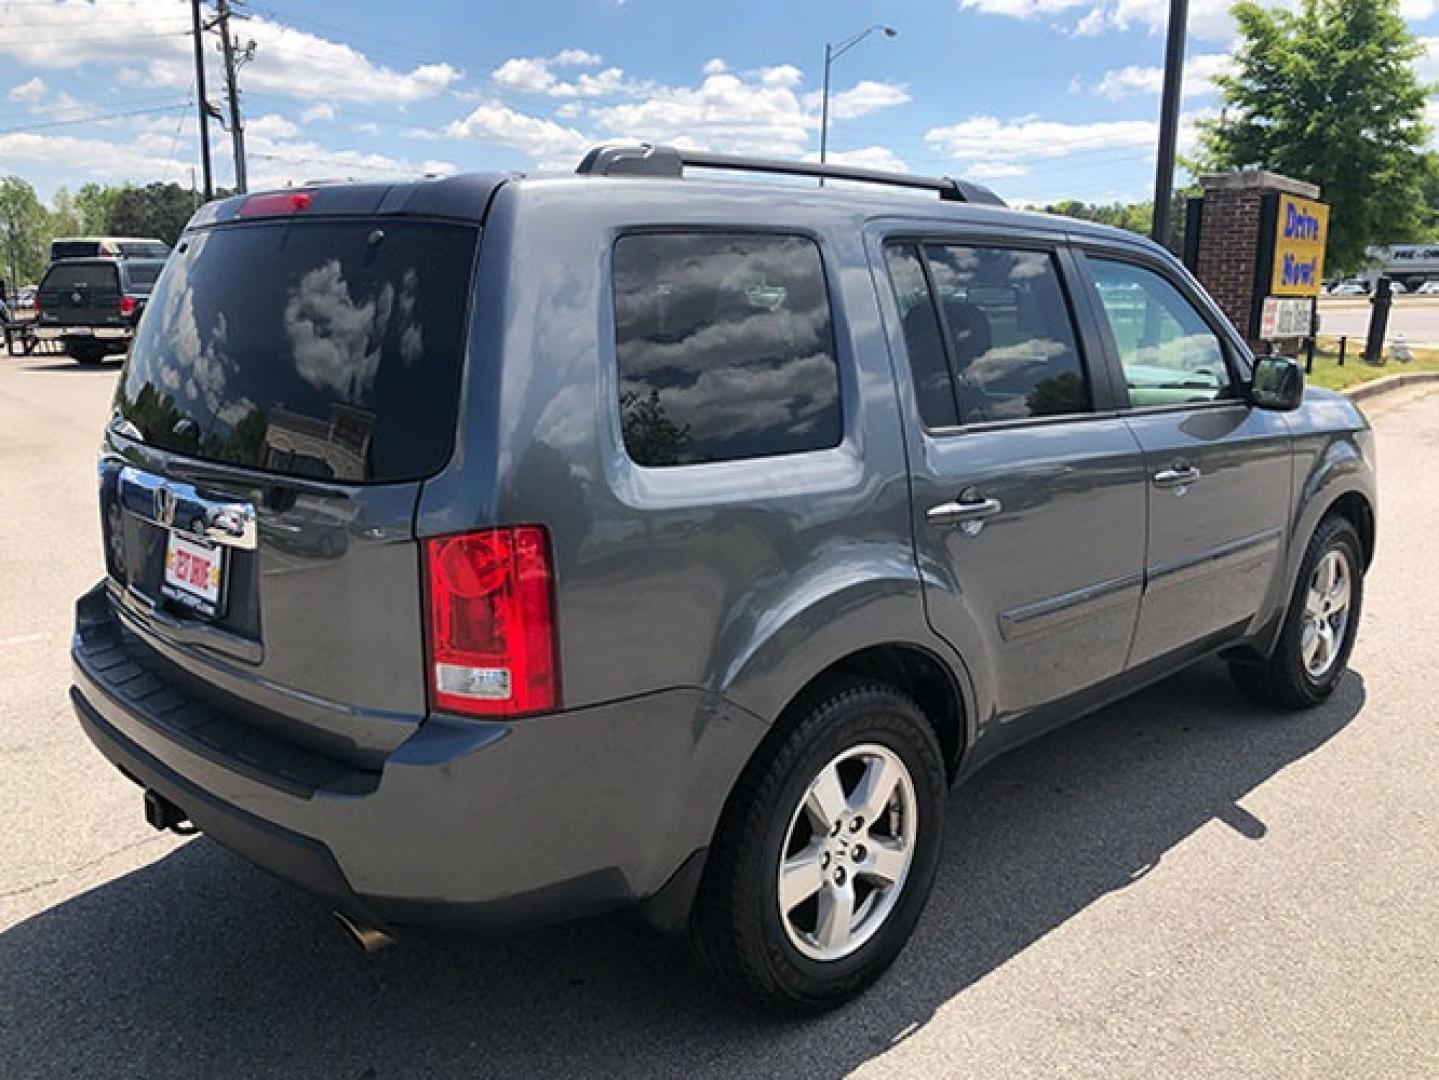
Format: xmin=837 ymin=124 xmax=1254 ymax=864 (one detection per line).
xmin=41 ymin=263 xmax=118 ymax=290
xmin=115 ymin=220 xmax=479 ymax=483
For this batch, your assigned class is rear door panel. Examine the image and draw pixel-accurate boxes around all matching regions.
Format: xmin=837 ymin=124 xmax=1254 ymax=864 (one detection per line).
xmin=99 ymin=445 xmax=428 ymax=766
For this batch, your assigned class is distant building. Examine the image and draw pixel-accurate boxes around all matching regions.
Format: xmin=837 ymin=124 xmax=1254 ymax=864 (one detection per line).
xmin=1364 ymin=244 xmax=1439 ymax=286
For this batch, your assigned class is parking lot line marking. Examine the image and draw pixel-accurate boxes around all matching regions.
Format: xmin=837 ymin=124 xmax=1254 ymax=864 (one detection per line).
xmin=0 ymin=632 xmax=46 ymax=648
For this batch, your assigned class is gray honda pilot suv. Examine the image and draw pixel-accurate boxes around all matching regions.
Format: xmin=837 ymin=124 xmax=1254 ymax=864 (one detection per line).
xmin=72 ymin=145 xmax=1375 ymax=1012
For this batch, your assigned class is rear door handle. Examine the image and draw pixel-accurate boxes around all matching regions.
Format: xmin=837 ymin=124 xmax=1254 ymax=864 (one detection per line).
xmin=927 ymin=495 xmax=1004 ymax=528
xmin=1153 ymin=464 xmax=1201 ymax=488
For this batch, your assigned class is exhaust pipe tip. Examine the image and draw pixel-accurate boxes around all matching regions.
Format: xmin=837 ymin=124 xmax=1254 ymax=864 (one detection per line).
xmin=333 ymin=910 xmax=395 ymax=955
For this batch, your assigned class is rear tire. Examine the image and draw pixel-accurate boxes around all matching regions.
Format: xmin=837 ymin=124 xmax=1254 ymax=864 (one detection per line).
xmin=1229 ymin=515 xmax=1363 ymax=710
xmin=689 ymin=681 xmax=946 ymax=1013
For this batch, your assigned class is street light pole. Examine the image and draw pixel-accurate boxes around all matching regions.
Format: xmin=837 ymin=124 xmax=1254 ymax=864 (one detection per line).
xmin=1151 ymin=0 xmax=1189 ymax=248
xmin=818 ymin=23 xmax=897 ymax=183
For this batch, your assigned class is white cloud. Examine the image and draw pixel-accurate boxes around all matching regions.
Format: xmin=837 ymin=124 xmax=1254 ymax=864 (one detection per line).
xmin=445 ymin=100 xmax=591 ymax=165
xmin=1088 ymin=53 xmax=1232 ymax=99
xmin=7 ymin=77 xmax=47 ymax=103
xmin=300 ymin=103 xmax=336 ymax=124
xmin=1416 ymin=36 xmax=1439 ymax=83
xmin=247 ymin=114 xmax=299 ymax=140
xmin=352 ymin=121 xmax=381 ymax=135
xmin=819 ymin=80 xmax=911 ymax=121
xmin=492 ymin=49 xmax=636 ymax=97
xmin=967 ymin=161 xmax=1033 ymax=179
xmin=703 ymin=58 xmax=728 ymax=75
xmin=804 ymin=146 xmax=910 ymax=172
xmin=927 ymin=114 xmax=1158 ymax=163
xmin=959 ymin=0 xmax=1276 ymax=42
xmin=0 ymin=2 xmax=458 ymax=105
xmin=554 ymin=48 xmax=602 ymax=66
xmin=1403 ymin=0 xmax=1439 ymax=19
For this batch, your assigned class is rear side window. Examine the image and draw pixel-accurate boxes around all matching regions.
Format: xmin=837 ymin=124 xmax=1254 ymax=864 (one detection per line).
xmin=924 ymin=245 xmax=1090 ymax=423
xmin=115 ymin=220 xmax=478 ymax=483
xmin=123 ymin=263 xmax=162 ymax=292
xmin=612 ymin=232 xmax=842 ymax=467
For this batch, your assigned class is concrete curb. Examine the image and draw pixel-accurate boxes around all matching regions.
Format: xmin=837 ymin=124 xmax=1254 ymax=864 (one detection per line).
xmin=1342 ymin=371 xmax=1439 ymax=402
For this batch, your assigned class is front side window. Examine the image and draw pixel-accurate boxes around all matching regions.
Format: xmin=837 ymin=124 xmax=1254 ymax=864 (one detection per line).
xmin=1088 ymin=257 xmax=1233 ymax=408
xmin=612 ymin=232 xmax=842 ymax=467
xmin=924 ymin=245 xmax=1090 ymax=423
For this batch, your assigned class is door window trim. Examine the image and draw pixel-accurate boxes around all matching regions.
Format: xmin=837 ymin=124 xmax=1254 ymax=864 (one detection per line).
xmin=880 ymin=233 xmax=1123 ymax=436
xmin=1073 ymin=244 xmax=1254 ymax=416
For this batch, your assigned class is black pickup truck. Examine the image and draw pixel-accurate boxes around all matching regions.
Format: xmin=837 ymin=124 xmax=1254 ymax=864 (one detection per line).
xmin=34 ymin=257 xmax=166 ymax=364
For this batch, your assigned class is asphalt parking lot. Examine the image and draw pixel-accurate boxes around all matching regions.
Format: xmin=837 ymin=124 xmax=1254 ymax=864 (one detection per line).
xmin=1 ymin=349 xmax=1436 ymax=1079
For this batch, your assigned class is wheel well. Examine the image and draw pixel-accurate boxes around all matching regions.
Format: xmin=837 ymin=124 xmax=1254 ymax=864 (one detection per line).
xmin=1328 ymin=492 xmax=1375 ymax=569
xmin=783 ymin=644 xmax=967 ymax=781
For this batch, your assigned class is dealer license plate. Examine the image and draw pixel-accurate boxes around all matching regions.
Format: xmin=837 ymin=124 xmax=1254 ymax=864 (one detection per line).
xmin=161 ymin=531 xmax=226 ymax=618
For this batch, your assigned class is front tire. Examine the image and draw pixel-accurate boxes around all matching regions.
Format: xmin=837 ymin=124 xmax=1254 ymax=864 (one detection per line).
xmin=689 ymin=681 xmax=946 ymax=1012
xmin=1230 ymin=515 xmax=1364 ymax=710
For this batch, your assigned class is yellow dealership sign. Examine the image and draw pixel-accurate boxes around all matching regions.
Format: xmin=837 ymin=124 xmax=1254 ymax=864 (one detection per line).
xmin=1269 ymin=193 xmax=1329 ymax=297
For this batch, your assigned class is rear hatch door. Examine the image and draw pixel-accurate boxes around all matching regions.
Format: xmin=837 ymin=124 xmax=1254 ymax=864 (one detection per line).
xmin=39 ymin=260 xmax=123 ymax=328
xmin=100 ymin=215 xmax=480 ymax=767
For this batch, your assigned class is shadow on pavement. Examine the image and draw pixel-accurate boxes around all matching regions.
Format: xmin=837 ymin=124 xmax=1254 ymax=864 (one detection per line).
xmin=0 ymin=659 xmax=1364 ymax=1079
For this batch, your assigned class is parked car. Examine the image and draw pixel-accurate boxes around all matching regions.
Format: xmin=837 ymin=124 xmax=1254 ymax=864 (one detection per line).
xmin=1327 ymin=281 xmax=1368 ymax=296
xmin=49 ymin=236 xmax=170 ymax=261
xmin=33 ymin=257 xmax=166 ymax=363
xmin=1414 ymin=280 xmax=1439 ymax=295
xmin=1389 ymin=281 xmax=1409 ymax=295
xmin=71 ymin=147 xmax=1376 ymax=1012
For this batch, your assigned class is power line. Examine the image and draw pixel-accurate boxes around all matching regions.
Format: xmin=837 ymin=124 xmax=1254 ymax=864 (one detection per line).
xmin=0 ymin=101 xmax=191 ymax=136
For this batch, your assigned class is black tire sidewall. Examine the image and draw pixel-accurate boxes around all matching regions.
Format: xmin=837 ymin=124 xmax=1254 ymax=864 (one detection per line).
xmin=746 ymin=690 xmax=946 ymax=1004
xmin=1285 ymin=519 xmax=1364 ymax=700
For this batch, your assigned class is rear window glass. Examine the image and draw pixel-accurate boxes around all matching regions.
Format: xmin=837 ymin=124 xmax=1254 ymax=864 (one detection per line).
xmin=42 ymin=263 xmax=118 ymax=290
xmin=612 ymin=232 xmax=842 ymax=467
xmin=51 ymin=241 xmax=101 ymax=260
xmin=119 ymin=241 xmax=170 ymax=258
xmin=115 ymin=220 xmax=478 ymax=483
xmin=123 ymin=263 xmax=163 ymax=291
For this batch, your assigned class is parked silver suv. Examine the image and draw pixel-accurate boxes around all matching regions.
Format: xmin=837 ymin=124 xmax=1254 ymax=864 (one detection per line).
xmin=71 ymin=146 xmax=1374 ymax=1012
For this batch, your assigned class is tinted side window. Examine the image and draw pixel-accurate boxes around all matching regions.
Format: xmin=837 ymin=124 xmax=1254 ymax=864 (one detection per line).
xmin=1088 ymin=257 xmax=1232 ymax=408
xmin=884 ymin=244 xmax=959 ymax=428
xmin=925 ymin=245 xmax=1090 ymax=423
xmin=613 ymin=233 xmax=841 ymax=467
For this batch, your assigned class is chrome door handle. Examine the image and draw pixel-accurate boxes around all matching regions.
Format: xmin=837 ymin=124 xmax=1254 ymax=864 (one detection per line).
xmin=1153 ymin=464 xmax=1201 ymax=488
xmin=927 ymin=495 xmax=1004 ymax=528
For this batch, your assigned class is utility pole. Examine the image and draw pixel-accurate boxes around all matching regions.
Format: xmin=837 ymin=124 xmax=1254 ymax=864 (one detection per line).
xmin=215 ymin=0 xmax=254 ymax=194
xmin=1151 ymin=0 xmax=1188 ymax=248
xmin=190 ymin=0 xmax=214 ymax=200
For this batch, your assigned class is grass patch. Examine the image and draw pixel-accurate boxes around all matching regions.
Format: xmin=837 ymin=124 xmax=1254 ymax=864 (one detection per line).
xmin=1300 ymin=336 xmax=1439 ymax=391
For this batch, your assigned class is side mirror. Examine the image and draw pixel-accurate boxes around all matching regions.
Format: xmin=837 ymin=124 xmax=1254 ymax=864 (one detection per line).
xmin=1249 ymin=355 xmax=1305 ymax=411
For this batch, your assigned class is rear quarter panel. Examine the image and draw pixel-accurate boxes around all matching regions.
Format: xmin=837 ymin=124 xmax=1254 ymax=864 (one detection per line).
xmin=415 ymin=181 xmax=959 ymax=728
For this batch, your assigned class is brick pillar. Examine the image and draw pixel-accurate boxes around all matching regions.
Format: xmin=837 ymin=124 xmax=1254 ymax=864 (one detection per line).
xmin=1193 ymin=170 xmax=1321 ymax=348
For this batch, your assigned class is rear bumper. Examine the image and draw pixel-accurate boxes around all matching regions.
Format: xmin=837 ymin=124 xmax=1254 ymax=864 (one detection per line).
xmin=34 ymin=326 xmax=130 ymax=341
xmin=71 ymin=582 xmax=765 ymax=931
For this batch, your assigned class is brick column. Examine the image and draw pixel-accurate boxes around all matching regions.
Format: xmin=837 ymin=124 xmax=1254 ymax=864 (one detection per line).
xmin=1193 ymin=170 xmax=1321 ymax=348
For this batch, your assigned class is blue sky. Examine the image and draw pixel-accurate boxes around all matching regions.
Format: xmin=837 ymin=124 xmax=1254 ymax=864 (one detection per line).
xmin=3 ymin=0 xmax=1439 ymax=207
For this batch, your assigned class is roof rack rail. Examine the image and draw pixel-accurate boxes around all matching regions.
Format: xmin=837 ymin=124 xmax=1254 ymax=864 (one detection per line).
xmin=574 ymin=144 xmax=1005 ymax=207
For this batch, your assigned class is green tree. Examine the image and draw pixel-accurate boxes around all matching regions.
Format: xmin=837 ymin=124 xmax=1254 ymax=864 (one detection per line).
xmin=1198 ymin=0 xmax=1430 ymax=273
xmin=106 ymin=182 xmax=196 ymax=246
xmin=73 ymin=182 xmax=124 ymax=234
xmin=0 ymin=175 xmax=48 ymax=287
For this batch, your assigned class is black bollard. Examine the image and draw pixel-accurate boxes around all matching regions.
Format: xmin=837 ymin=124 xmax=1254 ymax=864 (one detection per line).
xmin=1337 ymin=335 xmax=1346 ymax=367
xmin=1364 ymin=278 xmax=1392 ymax=363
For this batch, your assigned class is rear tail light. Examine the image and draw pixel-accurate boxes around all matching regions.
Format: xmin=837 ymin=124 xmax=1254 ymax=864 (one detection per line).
xmin=32 ymin=293 xmax=41 ymax=312
xmin=237 ymin=190 xmax=312 ymax=217
xmin=424 ymin=526 xmax=559 ymax=718
xmin=119 ymin=295 xmax=137 ymax=317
